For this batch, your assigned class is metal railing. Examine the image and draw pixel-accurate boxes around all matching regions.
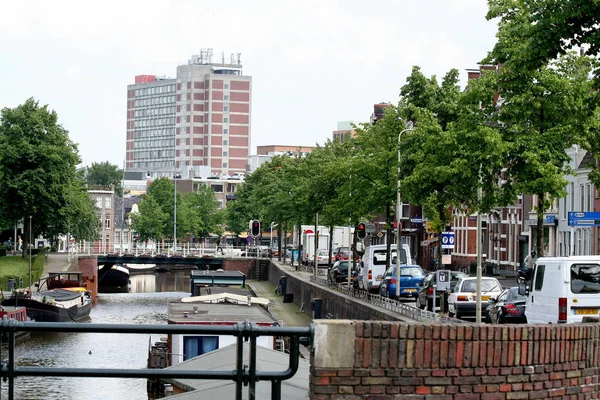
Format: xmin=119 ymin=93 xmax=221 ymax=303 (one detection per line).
xmin=0 ymin=320 xmax=314 ymax=400
xmin=308 ymin=275 xmax=469 ymax=324
xmin=67 ymin=241 xmax=267 ymax=259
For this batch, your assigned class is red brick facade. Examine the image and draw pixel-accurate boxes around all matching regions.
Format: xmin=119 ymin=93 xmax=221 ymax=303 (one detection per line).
xmin=311 ymin=321 xmax=600 ymax=399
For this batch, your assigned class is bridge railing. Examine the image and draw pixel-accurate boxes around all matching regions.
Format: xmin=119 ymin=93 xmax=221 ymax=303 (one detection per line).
xmin=67 ymin=241 xmax=270 ymax=259
xmin=0 ymin=320 xmax=313 ymax=400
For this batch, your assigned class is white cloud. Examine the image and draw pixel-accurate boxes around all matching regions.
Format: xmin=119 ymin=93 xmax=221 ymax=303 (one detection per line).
xmin=0 ymin=0 xmax=497 ymax=166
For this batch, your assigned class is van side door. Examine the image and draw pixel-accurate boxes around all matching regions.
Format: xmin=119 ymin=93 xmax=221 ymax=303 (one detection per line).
xmin=527 ymin=264 xmax=546 ymax=324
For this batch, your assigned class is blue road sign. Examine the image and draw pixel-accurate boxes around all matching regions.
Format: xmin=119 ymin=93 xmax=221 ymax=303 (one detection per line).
xmin=568 ymin=212 xmax=600 ymax=227
xmin=441 ymin=232 xmax=455 ymax=249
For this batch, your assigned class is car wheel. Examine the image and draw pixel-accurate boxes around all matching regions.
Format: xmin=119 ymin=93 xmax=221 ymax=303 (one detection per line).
xmin=454 ymin=310 xmax=461 ymax=319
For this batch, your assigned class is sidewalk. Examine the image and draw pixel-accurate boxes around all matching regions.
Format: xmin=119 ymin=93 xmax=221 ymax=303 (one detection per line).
xmin=42 ymin=252 xmax=74 ymax=276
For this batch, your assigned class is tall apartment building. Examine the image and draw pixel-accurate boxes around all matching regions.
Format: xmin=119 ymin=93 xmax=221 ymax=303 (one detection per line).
xmin=126 ymin=51 xmax=252 ymax=179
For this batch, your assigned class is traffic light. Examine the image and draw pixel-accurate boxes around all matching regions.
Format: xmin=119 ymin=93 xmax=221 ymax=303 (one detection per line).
xmin=357 ymin=223 xmax=366 ymax=240
xmin=251 ymin=220 xmax=261 ymax=238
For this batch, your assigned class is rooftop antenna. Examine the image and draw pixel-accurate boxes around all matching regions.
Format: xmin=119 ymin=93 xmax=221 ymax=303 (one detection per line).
xmin=207 ymin=48 xmax=213 ymax=64
xmin=230 ymin=53 xmax=235 ymax=65
xmin=236 ymin=53 xmax=241 ymax=65
xmin=221 ymin=51 xmax=225 ymax=64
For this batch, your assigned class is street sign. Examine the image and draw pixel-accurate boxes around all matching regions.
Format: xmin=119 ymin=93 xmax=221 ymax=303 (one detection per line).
xmin=365 ymin=223 xmax=376 ymax=235
xmin=410 ymin=218 xmax=423 ymax=224
xmin=441 ymin=232 xmax=455 ymax=249
xmin=568 ymin=212 xmax=600 ymax=227
xmin=436 ymin=270 xmax=451 ymax=291
xmin=377 ymin=232 xmax=383 ymax=238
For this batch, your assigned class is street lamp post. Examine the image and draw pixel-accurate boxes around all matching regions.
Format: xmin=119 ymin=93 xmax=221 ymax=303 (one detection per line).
xmin=29 ymin=215 xmax=32 ymax=290
xmin=396 ymin=126 xmax=414 ymax=298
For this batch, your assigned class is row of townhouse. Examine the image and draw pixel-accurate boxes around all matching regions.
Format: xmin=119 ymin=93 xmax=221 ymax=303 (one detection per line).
xmin=451 ymin=146 xmax=598 ymax=275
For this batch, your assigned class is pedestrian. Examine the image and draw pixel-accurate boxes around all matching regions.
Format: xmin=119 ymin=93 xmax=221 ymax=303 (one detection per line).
xmin=7 ymin=237 xmax=11 ymax=251
xmin=524 ymin=250 xmax=536 ymax=269
xmin=17 ymin=236 xmax=22 ymax=252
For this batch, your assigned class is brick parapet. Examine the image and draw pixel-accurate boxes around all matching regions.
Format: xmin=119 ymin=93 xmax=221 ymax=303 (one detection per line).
xmin=310 ymin=321 xmax=600 ymax=399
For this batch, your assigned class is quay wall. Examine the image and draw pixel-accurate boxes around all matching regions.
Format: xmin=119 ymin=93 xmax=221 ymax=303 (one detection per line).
xmin=310 ymin=320 xmax=600 ymax=399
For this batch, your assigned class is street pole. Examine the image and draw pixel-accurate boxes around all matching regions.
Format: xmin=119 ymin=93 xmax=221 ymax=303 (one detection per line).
xmin=29 ymin=216 xmax=32 ymax=290
xmin=121 ymin=159 xmax=125 ymax=253
xmin=396 ymin=127 xmax=413 ymax=298
xmin=174 ymin=158 xmax=177 ymax=254
xmin=476 ymin=187 xmax=483 ymax=323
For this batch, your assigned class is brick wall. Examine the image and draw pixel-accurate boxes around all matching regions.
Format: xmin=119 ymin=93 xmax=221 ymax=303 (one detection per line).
xmin=222 ymin=258 xmax=254 ymax=276
xmin=310 ymin=320 xmax=600 ymax=399
xmin=78 ymin=256 xmax=98 ymax=305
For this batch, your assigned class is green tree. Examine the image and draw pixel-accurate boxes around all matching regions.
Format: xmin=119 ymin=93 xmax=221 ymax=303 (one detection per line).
xmin=486 ymin=53 xmax=599 ymax=255
xmin=0 ymin=98 xmax=89 ymax=255
xmin=84 ymin=161 xmax=123 ymax=196
xmin=129 ymin=196 xmax=167 ymax=241
xmin=179 ymin=185 xmax=224 ymax=240
xmin=486 ymin=0 xmax=600 ymax=80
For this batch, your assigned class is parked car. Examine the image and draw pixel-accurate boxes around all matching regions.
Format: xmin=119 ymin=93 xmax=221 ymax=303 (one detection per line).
xmin=379 ymin=265 xmax=425 ymax=299
xmin=447 ymin=277 xmax=503 ymax=319
xmin=328 ymin=261 xmax=359 ymax=284
xmin=308 ymin=249 xmax=331 ymax=266
xmin=484 ymin=287 xmax=527 ymax=324
xmin=416 ymin=271 xmax=467 ymax=311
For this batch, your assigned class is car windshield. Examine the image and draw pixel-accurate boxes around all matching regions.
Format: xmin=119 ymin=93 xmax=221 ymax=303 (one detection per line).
xmin=386 ymin=266 xmax=423 ymax=277
xmin=460 ymin=279 xmax=499 ymax=292
xmin=507 ymin=287 xmax=527 ymax=301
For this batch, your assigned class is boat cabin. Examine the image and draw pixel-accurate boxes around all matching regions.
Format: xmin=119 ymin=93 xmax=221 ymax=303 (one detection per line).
xmin=40 ymin=272 xmax=85 ymax=290
xmin=0 ymin=306 xmax=28 ymax=322
xmin=164 ymin=293 xmax=277 ymax=367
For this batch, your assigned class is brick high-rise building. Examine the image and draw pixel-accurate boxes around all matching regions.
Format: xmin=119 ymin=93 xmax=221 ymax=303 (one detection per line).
xmin=126 ymin=51 xmax=252 ymax=179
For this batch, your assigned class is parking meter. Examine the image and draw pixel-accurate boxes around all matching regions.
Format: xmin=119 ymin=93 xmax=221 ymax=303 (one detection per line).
xmin=436 ymin=270 xmax=451 ymax=292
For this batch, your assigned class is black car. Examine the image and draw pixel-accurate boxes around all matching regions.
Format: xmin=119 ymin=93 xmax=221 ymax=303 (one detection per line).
xmin=416 ymin=271 xmax=466 ymax=311
xmin=328 ymin=261 xmax=359 ymax=284
xmin=484 ymin=287 xmax=527 ymax=324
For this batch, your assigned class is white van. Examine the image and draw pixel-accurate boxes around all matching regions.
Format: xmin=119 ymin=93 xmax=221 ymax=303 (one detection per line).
xmin=522 ymin=256 xmax=600 ymax=324
xmin=358 ymin=244 xmax=411 ymax=293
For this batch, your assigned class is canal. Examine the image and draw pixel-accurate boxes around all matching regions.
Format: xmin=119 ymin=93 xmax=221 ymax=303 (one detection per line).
xmin=1 ymin=272 xmax=192 ymax=400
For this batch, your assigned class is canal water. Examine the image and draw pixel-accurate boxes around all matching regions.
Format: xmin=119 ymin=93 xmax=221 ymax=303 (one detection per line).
xmin=1 ymin=272 xmax=192 ymax=400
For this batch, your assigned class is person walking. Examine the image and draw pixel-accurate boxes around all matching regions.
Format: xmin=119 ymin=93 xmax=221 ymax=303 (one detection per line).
xmin=17 ymin=236 xmax=22 ymax=252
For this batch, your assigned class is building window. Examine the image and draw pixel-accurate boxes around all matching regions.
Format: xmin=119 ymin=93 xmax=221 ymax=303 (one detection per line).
xmin=105 ymin=196 xmax=111 ymax=209
xmin=223 ymin=162 xmax=228 ymax=168
xmin=211 ymin=184 xmax=223 ymax=193
xmin=224 ymin=94 xmax=229 ymax=101
xmin=224 ymin=83 xmax=229 ymax=90
xmin=224 ymin=117 xmax=229 ymax=123
xmin=224 ymin=105 xmax=229 ymax=113
xmin=223 ymin=140 xmax=228 ymax=146
xmin=223 ymin=128 xmax=228 ymax=135
xmin=96 ymin=197 xmax=102 ymax=209
xmin=105 ymin=218 xmax=111 ymax=229
xmin=183 ymin=336 xmax=219 ymax=360
xmin=223 ymin=151 xmax=228 ymax=157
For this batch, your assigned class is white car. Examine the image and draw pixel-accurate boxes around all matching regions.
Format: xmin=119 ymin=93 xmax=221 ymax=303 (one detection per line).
xmin=310 ymin=249 xmax=331 ymax=266
xmin=447 ymin=277 xmax=503 ymax=319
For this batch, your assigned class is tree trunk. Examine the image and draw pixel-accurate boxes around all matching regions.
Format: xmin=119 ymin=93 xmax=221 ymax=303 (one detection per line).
xmin=328 ymin=225 xmax=334 ymax=269
xmin=536 ymin=194 xmax=544 ymax=257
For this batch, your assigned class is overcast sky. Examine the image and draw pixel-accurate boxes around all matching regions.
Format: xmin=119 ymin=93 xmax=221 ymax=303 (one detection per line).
xmin=0 ymin=0 xmax=498 ymax=167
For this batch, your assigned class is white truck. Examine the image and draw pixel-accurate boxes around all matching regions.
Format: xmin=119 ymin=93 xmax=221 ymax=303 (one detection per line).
xmin=521 ymin=256 xmax=600 ymax=324
xmin=302 ymin=232 xmax=330 ymax=266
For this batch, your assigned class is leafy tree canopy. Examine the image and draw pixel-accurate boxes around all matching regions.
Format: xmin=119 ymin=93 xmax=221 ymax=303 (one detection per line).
xmin=84 ymin=161 xmax=123 ymax=196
